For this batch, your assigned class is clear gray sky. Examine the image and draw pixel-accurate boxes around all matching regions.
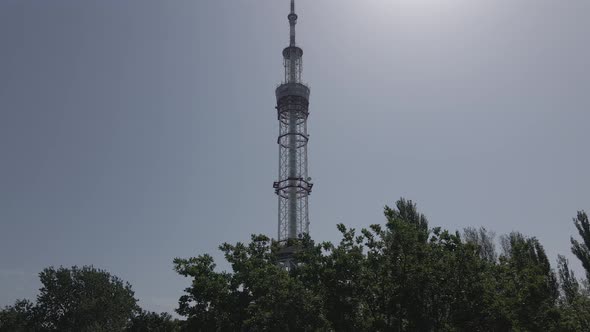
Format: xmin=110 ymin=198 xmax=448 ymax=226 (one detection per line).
xmin=1 ymin=0 xmax=588 ymax=314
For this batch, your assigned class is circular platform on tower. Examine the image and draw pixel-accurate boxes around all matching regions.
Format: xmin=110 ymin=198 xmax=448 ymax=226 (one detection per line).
xmin=275 ymin=83 xmax=310 ymax=102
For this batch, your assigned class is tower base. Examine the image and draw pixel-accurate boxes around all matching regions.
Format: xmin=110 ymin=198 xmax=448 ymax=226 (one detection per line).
xmin=276 ymin=244 xmax=299 ymax=270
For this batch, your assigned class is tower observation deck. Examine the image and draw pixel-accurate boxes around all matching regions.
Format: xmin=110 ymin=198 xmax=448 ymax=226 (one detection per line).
xmin=273 ymin=0 xmax=313 ymax=243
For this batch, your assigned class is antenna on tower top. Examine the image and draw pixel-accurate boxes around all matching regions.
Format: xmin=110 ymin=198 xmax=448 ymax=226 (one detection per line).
xmin=288 ymin=0 xmax=298 ymax=46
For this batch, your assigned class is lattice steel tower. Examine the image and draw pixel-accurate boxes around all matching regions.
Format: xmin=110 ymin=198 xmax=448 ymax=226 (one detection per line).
xmin=273 ymin=0 xmax=313 ymax=242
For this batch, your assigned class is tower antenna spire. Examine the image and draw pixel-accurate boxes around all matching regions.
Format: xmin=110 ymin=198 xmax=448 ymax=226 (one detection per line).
xmin=289 ymin=0 xmax=297 ymax=46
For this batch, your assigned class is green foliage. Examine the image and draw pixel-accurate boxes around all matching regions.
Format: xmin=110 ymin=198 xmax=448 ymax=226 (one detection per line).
xmin=35 ymin=266 xmax=138 ymax=331
xmin=173 ymin=198 xmax=590 ymax=331
xmin=173 ymin=235 xmax=329 ymax=331
xmin=556 ymin=256 xmax=590 ymax=331
xmin=0 ymin=266 xmax=138 ymax=332
xmin=463 ymin=227 xmax=497 ymax=262
xmin=493 ymin=233 xmax=560 ymax=331
xmin=571 ymin=211 xmax=590 ymax=280
xmin=0 ymin=299 xmax=36 ymax=332
xmin=127 ymin=310 xmax=180 ymax=332
xmin=558 ymin=255 xmax=580 ymax=305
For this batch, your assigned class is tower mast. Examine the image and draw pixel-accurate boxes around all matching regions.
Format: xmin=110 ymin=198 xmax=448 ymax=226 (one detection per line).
xmin=273 ymin=0 xmax=312 ymax=244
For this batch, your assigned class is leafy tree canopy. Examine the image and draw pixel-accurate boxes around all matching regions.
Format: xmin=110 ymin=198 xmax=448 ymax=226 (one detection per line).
xmin=572 ymin=211 xmax=590 ymax=280
xmin=127 ymin=310 xmax=181 ymax=332
xmin=1 ymin=266 xmax=137 ymax=332
xmin=174 ymin=198 xmax=589 ymax=331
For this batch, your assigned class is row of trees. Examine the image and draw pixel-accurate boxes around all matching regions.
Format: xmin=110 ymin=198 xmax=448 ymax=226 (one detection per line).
xmin=173 ymin=199 xmax=590 ymax=331
xmin=2 ymin=198 xmax=589 ymax=331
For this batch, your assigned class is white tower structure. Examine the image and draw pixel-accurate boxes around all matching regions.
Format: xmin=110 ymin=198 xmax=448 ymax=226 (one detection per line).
xmin=273 ymin=0 xmax=313 ymax=242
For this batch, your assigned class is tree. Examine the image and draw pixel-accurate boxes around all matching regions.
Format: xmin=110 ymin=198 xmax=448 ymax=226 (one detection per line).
xmin=0 ymin=299 xmax=37 ymax=332
xmin=571 ymin=211 xmax=590 ymax=280
xmin=357 ymin=200 xmax=500 ymax=331
xmin=127 ymin=310 xmax=180 ymax=332
xmin=174 ymin=235 xmax=329 ymax=331
xmin=0 ymin=266 xmax=138 ymax=332
xmin=363 ymin=199 xmax=433 ymax=330
xmin=558 ymin=255 xmax=580 ymax=306
xmin=463 ymin=227 xmax=497 ymax=262
xmin=494 ymin=233 xmax=560 ymax=330
xmin=556 ymin=255 xmax=590 ymax=331
xmin=556 ymin=211 xmax=590 ymax=331
xmin=35 ymin=265 xmax=138 ymax=331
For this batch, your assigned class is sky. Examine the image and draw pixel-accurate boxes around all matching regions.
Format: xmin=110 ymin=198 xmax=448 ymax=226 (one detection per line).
xmin=1 ymin=0 xmax=589 ymax=314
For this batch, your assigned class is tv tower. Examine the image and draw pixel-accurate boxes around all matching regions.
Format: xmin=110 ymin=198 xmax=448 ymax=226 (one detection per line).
xmin=273 ymin=0 xmax=313 ymax=243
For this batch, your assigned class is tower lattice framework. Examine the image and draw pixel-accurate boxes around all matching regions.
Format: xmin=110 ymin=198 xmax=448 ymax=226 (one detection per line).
xmin=273 ymin=0 xmax=313 ymax=242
